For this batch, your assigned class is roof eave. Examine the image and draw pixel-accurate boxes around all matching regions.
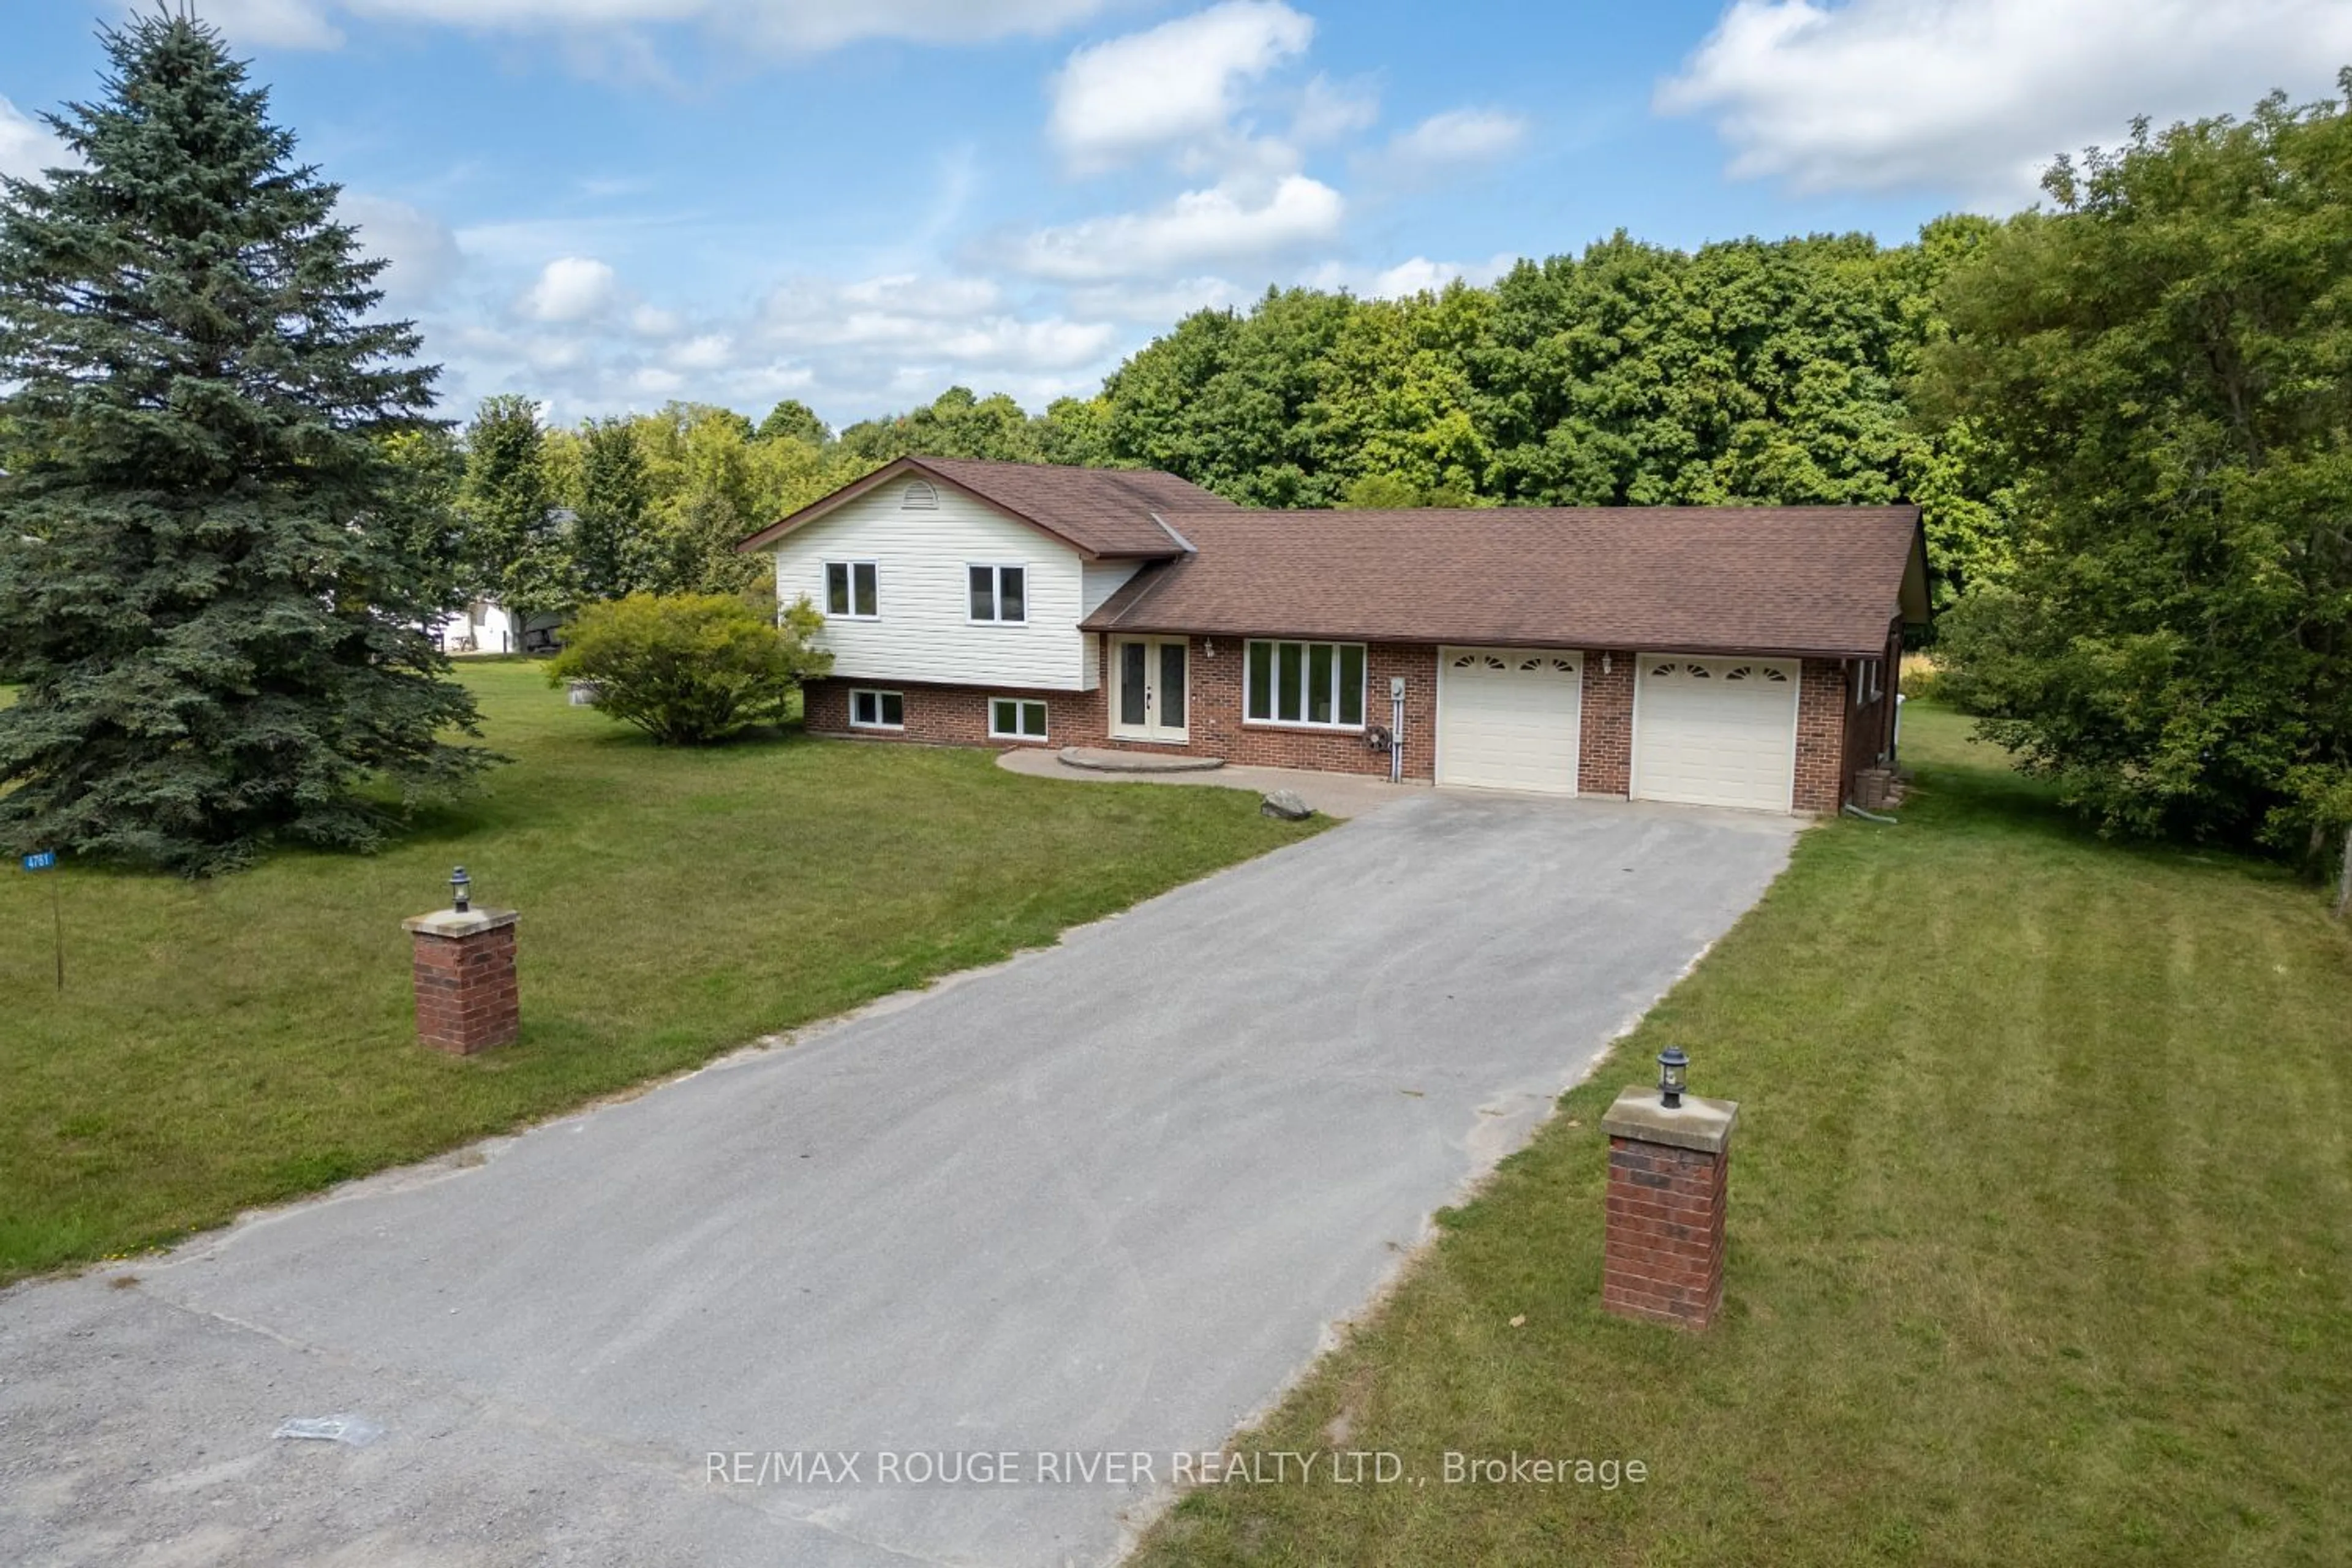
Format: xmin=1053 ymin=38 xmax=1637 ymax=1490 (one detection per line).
xmin=736 ymin=455 xmax=1168 ymax=561
xmin=1073 ymin=615 xmax=1891 ymax=661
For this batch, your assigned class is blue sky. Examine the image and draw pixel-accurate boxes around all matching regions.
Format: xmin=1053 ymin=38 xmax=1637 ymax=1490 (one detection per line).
xmin=4 ymin=1 xmax=2348 ymax=428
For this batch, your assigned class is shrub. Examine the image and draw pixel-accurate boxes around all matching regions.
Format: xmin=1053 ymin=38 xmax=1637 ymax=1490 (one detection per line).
xmin=547 ymin=594 xmax=830 ymax=745
xmin=1898 ymin=653 xmax=1942 ymax=702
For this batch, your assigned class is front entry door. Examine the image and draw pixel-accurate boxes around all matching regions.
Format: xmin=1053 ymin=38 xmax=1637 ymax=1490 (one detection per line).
xmin=1112 ymin=638 xmax=1188 ymax=742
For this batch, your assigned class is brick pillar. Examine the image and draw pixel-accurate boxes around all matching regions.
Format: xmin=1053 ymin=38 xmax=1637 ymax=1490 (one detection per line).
xmin=1600 ymin=1086 xmax=1737 ymax=1330
xmin=401 ymin=907 xmax=521 ymax=1054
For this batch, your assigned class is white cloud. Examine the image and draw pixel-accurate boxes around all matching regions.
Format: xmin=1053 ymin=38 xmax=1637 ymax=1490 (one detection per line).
xmin=339 ymin=193 xmax=463 ymax=303
xmin=1065 ymin=274 xmax=1246 ymax=322
xmin=0 ymin=96 xmax=70 ymax=182
xmin=518 ymin=257 xmax=619 ymax=322
xmin=763 ymin=276 xmax=1116 ymax=369
xmin=668 ymin=333 xmax=735 ymax=370
xmin=1292 ymin=74 xmax=1379 ymax=145
xmin=1382 ymin=108 xmax=1529 ymax=174
xmin=1049 ymin=1 xmax=1315 ymax=172
xmin=199 ymin=0 xmax=1112 ymax=54
xmin=628 ymin=303 xmax=682 ymax=337
xmin=1010 ymin=174 xmax=1344 ymax=281
xmin=837 ymin=273 xmax=1003 ymax=318
xmin=195 ymin=0 xmax=350 ymax=48
xmin=1361 ymin=252 xmax=1520 ymax=298
xmin=1657 ymin=0 xmax=2352 ymax=200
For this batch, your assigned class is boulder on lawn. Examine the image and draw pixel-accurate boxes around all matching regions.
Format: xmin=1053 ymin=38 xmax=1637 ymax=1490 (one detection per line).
xmin=566 ymin=680 xmax=600 ymax=707
xmin=1261 ymin=789 xmax=1313 ymax=821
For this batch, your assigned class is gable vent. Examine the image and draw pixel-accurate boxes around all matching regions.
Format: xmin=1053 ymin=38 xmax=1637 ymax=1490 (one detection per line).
xmin=902 ymin=480 xmax=939 ymax=510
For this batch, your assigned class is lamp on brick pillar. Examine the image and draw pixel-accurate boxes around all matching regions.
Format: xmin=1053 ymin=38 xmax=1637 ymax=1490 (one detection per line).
xmin=1601 ymin=1050 xmax=1736 ymax=1331
xmin=402 ymin=867 xmax=520 ymax=1055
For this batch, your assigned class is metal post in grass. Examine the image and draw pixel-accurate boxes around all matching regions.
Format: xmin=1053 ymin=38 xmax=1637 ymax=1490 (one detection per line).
xmin=402 ymin=865 xmax=521 ymax=1055
xmin=21 ymin=848 xmax=61 ymax=990
xmin=1600 ymin=1048 xmax=1736 ymax=1331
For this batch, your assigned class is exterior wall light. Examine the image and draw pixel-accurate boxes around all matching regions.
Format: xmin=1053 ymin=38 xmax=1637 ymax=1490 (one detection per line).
xmin=1658 ymin=1045 xmax=1689 ymax=1109
xmin=450 ymin=865 xmax=472 ymax=914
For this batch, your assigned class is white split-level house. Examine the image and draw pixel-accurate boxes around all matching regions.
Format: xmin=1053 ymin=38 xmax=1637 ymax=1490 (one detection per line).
xmin=739 ymin=456 xmax=1931 ymax=813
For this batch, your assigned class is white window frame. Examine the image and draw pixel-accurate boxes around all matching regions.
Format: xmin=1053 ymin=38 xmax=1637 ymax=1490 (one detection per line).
xmin=988 ymin=696 xmax=1049 ymax=741
xmin=965 ymin=562 xmax=1029 ymax=625
xmin=824 ymin=560 xmax=879 ymax=620
xmin=1852 ymin=657 xmax=1883 ymax=707
xmin=1243 ymin=638 xmax=1368 ymax=730
xmin=848 ymin=688 xmax=903 ymax=731
xmin=1109 ymin=636 xmax=1189 ymax=743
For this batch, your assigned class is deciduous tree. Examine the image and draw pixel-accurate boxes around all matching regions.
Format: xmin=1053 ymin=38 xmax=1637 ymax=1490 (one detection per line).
xmin=1923 ymin=78 xmax=2352 ymax=852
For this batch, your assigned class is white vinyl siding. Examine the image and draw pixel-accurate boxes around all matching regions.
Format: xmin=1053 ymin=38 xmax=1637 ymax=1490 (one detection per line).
xmin=1080 ymin=560 xmax=1145 ymax=619
xmin=770 ymin=485 xmax=1092 ymax=690
xmin=1435 ymin=647 xmax=1583 ymax=794
xmin=1631 ymin=655 xmax=1800 ymax=811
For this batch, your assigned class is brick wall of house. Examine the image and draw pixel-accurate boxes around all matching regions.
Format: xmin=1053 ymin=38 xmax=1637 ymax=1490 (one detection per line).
xmin=1826 ymin=618 xmax=1905 ymax=807
xmin=1795 ymin=658 xmax=1849 ymax=813
xmin=808 ymin=639 xmax=1861 ymax=812
xmin=803 ymin=677 xmax=1085 ymax=749
xmin=1092 ymin=637 xmax=1438 ymax=780
xmin=1578 ymin=652 xmax=1636 ymax=796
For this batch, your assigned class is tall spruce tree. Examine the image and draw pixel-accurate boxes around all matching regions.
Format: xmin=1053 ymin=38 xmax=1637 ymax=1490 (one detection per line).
xmin=0 ymin=12 xmax=494 ymax=873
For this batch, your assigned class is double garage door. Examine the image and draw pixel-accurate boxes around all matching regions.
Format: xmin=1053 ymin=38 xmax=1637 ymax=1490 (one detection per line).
xmin=1436 ymin=647 xmax=1799 ymax=810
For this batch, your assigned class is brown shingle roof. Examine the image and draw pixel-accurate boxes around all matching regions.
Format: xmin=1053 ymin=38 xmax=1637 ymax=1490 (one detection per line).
xmin=736 ymin=456 xmax=1231 ymax=559
xmin=1083 ymin=505 xmax=1929 ymax=658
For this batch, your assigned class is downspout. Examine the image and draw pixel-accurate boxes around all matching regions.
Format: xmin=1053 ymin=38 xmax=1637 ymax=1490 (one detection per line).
xmin=1390 ymin=676 xmax=1406 ymax=784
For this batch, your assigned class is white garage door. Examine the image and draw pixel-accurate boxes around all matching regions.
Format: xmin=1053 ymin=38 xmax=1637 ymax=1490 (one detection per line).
xmin=1436 ymin=647 xmax=1583 ymax=794
xmin=1633 ymin=655 xmax=1800 ymax=810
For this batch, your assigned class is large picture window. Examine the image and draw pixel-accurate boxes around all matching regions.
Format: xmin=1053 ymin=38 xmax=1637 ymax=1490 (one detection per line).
xmin=825 ymin=560 xmax=878 ymax=619
xmin=967 ymin=564 xmax=1027 ymax=623
xmin=1246 ymin=639 xmax=1366 ymax=728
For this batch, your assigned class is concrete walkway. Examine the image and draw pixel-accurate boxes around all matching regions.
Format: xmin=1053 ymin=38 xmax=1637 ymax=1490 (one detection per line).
xmin=995 ymin=745 xmax=1423 ymax=818
xmin=0 ymin=793 xmax=1801 ymax=1568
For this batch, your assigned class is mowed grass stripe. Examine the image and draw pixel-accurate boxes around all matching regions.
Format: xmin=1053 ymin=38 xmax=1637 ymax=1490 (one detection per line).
xmin=1129 ymin=704 xmax=2352 ymax=1567
xmin=0 ymin=661 xmax=1321 ymax=1283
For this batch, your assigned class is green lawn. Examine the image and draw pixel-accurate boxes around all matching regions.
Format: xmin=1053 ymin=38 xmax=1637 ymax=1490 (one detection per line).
xmin=0 ymin=661 xmax=1320 ymax=1284
xmin=1132 ymin=703 xmax=2352 ymax=1567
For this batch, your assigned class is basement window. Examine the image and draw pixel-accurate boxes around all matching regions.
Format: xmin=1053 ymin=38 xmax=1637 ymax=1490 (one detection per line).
xmin=1246 ymin=639 xmax=1366 ymax=728
xmin=826 ymin=560 xmax=878 ymax=619
xmin=849 ymin=689 xmax=903 ymax=730
xmin=989 ymin=698 xmax=1048 ymax=741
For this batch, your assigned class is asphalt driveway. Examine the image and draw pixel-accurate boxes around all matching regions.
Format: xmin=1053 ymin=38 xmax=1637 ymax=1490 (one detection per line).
xmin=0 ymin=791 xmax=1800 ymax=1567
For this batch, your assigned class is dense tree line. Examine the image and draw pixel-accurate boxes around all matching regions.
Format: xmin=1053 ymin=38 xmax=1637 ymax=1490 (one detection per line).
xmin=451 ymin=222 xmax=2018 ymax=618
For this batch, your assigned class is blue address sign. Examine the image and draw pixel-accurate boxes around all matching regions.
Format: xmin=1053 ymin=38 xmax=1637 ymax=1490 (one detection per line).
xmin=22 ymin=850 xmax=57 ymax=872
